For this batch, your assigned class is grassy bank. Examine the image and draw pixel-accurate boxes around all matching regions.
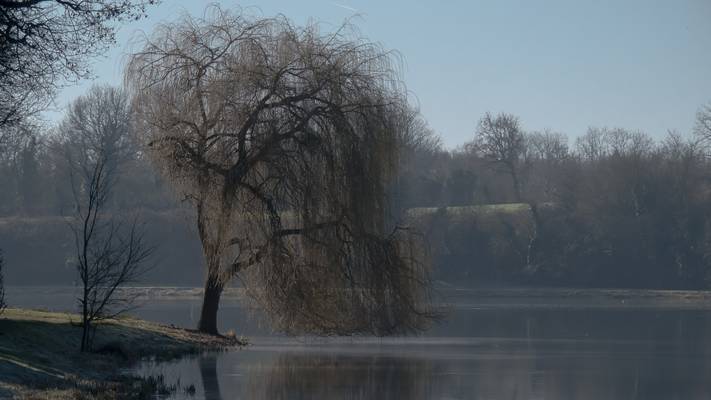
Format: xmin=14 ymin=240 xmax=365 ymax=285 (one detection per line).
xmin=0 ymin=308 xmax=240 ymax=399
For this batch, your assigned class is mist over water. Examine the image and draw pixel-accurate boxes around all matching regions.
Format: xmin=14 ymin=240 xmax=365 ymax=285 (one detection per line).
xmin=10 ymin=287 xmax=711 ymax=400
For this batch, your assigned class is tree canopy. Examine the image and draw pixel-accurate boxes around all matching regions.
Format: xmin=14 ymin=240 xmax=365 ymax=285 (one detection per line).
xmin=0 ymin=0 xmax=157 ymax=129
xmin=125 ymin=6 xmax=435 ymax=335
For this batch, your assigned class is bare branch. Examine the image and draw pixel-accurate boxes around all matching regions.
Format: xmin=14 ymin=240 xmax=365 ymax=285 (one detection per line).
xmin=61 ymin=85 xmax=153 ymax=351
xmin=125 ymin=5 xmax=435 ymax=335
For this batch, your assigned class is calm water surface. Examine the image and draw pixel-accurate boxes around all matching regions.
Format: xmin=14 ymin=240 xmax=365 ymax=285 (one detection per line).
xmin=8 ymin=287 xmax=711 ymax=399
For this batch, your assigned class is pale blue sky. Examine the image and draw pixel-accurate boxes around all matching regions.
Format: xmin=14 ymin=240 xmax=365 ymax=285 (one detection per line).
xmin=46 ymin=0 xmax=711 ymax=148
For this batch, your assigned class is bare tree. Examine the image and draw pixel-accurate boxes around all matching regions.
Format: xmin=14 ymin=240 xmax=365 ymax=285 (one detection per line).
xmin=526 ymin=130 xmax=570 ymax=203
xmin=576 ymin=127 xmax=609 ymax=162
xmin=392 ymin=109 xmax=444 ymax=211
xmin=527 ymin=130 xmax=569 ymax=163
xmin=0 ymin=121 xmax=43 ymax=212
xmin=576 ymin=127 xmax=653 ymax=161
xmin=398 ymin=109 xmax=443 ymax=156
xmin=469 ymin=112 xmax=526 ymax=202
xmin=606 ymin=128 xmax=654 ymax=158
xmin=126 ymin=6 xmax=435 ymax=335
xmin=468 ymin=113 xmax=553 ymax=273
xmin=695 ymin=103 xmax=711 ymax=145
xmin=60 ymin=85 xmax=152 ymax=351
xmin=0 ymin=0 xmax=157 ymax=128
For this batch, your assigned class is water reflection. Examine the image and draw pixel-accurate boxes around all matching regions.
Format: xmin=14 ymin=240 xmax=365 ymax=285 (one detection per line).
xmin=148 ymin=332 xmax=711 ymax=400
xmin=199 ymin=355 xmax=221 ymax=400
xmin=9 ymin=287 xmax=711 ymax=399
xmin=240 ymin=351 xmax=441 ymax=400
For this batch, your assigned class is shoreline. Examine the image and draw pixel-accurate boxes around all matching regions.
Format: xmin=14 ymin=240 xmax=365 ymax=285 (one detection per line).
xmin=0 ymin=308 xmax=241 ymax=399
xmin=9 ymin=285 xmax=711 ymax=310
xmin=443 ymin=287 xmax=711 ymax=309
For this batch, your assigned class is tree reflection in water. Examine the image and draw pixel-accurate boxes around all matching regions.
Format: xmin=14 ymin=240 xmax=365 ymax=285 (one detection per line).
xmin=199 ymin=354 xmax=222 ymax=400
xmin=240 ymin=352 xmax=441 ymax=400
xmin=134 ymin=306 xmax=711 ymax=400
xmin=190 ymin=340 xmax=711 ymax=400
xmin=194 ymin=350 xmax=442 ymax=400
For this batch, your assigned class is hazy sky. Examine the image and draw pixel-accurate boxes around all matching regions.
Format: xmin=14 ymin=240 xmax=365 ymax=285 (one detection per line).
xmin=46 ymin=0 xmax=711 ymax=148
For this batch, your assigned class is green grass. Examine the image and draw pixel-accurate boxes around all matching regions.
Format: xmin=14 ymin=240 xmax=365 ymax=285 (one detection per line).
xmin=406 ymin=203 xmax=532 ymax=220
xmin=0 ymin=308 xmax=240 ymax=399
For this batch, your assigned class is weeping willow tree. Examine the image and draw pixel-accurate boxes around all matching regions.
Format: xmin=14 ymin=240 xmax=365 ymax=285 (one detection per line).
xmin=125 ymin=6 xmax=435 ymax=335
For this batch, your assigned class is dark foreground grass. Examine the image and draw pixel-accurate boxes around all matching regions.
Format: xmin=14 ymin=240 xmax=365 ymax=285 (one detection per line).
xmin=0 ymin=308 xmax=242 ymax=399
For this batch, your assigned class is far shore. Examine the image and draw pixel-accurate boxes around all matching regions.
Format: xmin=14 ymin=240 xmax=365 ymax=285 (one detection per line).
xmin=8 ymin=285 xmax=711 ymax=308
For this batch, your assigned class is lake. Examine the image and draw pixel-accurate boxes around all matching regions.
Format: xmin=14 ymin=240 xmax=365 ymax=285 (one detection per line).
xmin=7 ymin=286 xmax=711 ymax=399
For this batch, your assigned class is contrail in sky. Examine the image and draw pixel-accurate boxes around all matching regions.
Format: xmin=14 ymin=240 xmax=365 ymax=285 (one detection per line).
xmin=331 ymin=2 xmax=358 ymax=13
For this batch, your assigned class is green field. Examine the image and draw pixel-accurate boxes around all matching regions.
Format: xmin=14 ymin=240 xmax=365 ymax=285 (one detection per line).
xmin=406 ymin=203 xmax=532 ymax=220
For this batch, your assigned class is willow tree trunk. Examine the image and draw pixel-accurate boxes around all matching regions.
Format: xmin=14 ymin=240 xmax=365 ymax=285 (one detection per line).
xmin=198 ymin=272 xmax=224 ymax=335
xmin=195 ymin=197 xmax=229 ymax=335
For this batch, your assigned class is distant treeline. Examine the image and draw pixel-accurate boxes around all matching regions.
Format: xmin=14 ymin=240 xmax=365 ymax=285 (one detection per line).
xmin=2 ymin=109 xmax=711 ymax=289
xmin=0 ymin=211 xmax=203 ymax=286
xmin=0 ymin=124 xmax=177 ymax=216
xmin=400 ymin=116 xmax=711 ymax=289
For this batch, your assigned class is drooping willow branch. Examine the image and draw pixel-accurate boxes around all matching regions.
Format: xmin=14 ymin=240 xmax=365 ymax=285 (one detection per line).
xmin=125 ymin=5 xmax=437 ymax=335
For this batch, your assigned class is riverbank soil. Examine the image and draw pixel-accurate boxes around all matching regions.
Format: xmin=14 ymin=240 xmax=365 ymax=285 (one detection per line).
xmin=0 ymin=308 xmax=238 ymax=399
